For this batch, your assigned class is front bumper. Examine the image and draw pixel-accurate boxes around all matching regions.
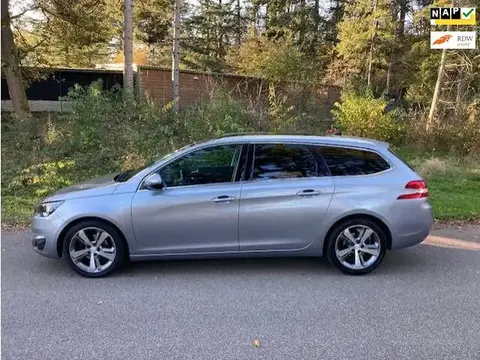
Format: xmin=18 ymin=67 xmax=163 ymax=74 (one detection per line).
xmin=31 ymin=213 xmax=65 ymax=259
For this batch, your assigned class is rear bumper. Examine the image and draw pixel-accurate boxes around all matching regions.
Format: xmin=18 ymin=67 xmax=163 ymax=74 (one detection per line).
xmin=391 ymin=226 xmax=431 ymax=250
xmin=31 ymin=213 xmax=64 ymax=259
xmin=389 ymin=200 xmax=433 ymax=251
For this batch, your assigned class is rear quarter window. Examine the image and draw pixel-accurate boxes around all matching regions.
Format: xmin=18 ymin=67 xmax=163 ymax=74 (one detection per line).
xmin=387 ymin=148 xmax=416 ymax=171
xmin=319 ymin=146 xmax=391 ymax=176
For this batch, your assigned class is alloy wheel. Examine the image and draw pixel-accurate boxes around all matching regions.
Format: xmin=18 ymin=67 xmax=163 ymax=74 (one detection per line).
xmin=68 ymin=227 xmax=117 ymax=274
xmin=334 ymin=225 xmax=381 ymax=270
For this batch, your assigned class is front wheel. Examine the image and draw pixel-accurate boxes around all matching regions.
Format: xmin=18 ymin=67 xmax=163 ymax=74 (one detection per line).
xmin=63 ymin=220 xmax=126 ymax=278
xmin=326 ymin=218 xmax=387 ymax=275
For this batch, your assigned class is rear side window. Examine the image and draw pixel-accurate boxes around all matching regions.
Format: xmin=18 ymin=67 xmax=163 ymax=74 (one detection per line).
xmin=388 ymin=148 xmax=415 ymax=171
xmin=319 ymin=146 xmax=390 ymax=176
xmin=252 ymin=144 xmax=319 ymax=180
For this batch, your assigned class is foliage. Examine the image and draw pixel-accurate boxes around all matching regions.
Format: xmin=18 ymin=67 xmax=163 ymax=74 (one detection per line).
xmin=4 ymin=0 xmax=480 ymax=224
xmin=333 ymin=0 xmax=396 ymax=88
xmin=182 ymin=0 xmax=245 ymax=72
xmin=404 ymin=109 xmax=480 ymax=155
xmin=2 ymin=79 xmax=479 ymax=225
xmin=135 ymin=0 xmax=173 ymax=47
xmin=16 ymin=0 xmax=121 ymax=68
xmin=0 ymin=80 xmax=337 ymax=225
xmin=228 ymin=34 xmax=314 ymax=83
xmin=112 ymin=45 xmax=149 ymax=65
xmin=332 ymin=91 xmax=404 ymax=141
xmin=267 ymin=84 xmax=297 ymax=133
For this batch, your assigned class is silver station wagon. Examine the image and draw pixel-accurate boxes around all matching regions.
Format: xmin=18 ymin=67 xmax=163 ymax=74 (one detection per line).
xmin=32 ymin=134 xmax=433 ymax=277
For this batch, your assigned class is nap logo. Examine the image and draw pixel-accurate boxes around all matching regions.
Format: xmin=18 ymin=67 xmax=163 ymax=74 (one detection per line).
xmin=430 ymin=31 xmax=476 ymax=49
xmin=430 ymin=7 xmax=476 ymax=25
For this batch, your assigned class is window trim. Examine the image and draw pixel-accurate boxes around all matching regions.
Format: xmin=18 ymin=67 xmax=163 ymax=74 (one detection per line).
xmin=316 ymin=144 xmax=394 ymax=177
xmin=138 ymin=143 xmax=246 ymax=190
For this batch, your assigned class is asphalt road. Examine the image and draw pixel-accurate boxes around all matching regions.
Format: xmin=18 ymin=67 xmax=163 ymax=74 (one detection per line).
xmin=2 ymin=229 xmax=480 ymax=360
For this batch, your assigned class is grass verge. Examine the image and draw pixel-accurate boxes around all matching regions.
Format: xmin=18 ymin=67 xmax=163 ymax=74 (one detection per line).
xmin=394 ymin=147 xmax=480 ymax=221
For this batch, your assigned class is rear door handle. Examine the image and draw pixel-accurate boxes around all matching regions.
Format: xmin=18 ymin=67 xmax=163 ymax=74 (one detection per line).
xmin=296 ymin=189 xmax=321 ymax=196
xmin=211 ymin=195 xmax=236 ymax=203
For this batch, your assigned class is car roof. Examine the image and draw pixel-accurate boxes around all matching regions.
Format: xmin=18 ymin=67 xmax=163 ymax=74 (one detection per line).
xmin=211 ymin=134 xmax=389 ymax=150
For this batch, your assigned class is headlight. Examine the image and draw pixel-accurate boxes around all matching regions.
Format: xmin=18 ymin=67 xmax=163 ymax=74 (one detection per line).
xmin=34 ymin=201 xmax=64 ymax=217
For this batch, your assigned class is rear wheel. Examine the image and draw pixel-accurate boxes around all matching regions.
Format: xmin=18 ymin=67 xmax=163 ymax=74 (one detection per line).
xmin=326 ymin=218 xmax=387 ymax=275
xmin=63 ymin=220 xmax=125 ymax=278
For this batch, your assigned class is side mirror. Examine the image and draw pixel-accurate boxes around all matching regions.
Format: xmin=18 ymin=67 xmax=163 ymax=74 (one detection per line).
xmin=144 ymin=173 xmax=164 ymax=190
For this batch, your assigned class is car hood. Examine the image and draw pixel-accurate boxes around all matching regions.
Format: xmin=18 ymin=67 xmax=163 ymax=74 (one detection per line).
xmin=45 ymin=173 xmax=119 ymax=201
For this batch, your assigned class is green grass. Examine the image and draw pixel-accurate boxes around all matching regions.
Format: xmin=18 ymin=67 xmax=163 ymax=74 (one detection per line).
xmin=393 ymin=147 xmax=480 ymax=221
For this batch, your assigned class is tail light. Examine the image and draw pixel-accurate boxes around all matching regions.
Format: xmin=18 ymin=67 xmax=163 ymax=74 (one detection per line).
xmin=397 ymin=180 xmax=428 ymax=200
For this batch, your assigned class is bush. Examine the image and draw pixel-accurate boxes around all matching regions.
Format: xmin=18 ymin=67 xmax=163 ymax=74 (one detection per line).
xmin=404 ymin=110 xmax=480 ymax=155
xmin=332 ymin=91 xmax=405 ymax=141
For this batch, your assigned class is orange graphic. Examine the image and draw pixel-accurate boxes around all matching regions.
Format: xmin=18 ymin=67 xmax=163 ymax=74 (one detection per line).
xmin=433 ymin=34 xmax=453 ymax=45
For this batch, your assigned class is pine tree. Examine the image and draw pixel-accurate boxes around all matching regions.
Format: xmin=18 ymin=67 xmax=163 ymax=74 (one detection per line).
xmin=333 ymin=0 xmax=396 ymax=91
xmin=182 ymin=0 xmax=242 ymax=71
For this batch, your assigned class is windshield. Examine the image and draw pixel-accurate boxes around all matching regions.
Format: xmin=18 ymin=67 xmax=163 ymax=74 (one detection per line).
xmin=113 ymin=142 xmax=198 ymax=182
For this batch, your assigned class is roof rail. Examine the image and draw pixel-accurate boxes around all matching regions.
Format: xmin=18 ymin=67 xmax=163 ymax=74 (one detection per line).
xmin=220 ymin=132 xmax=275 ymax=137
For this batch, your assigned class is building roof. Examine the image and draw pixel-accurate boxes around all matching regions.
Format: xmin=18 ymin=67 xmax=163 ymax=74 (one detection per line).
xmin=18 ymin=66 xmax=124 ymax=74
xmin=137 ymin=65 xmax=261 ymax=80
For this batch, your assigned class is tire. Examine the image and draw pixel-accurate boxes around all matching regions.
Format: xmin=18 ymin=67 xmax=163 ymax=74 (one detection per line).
xmin=325 ymin=218 xmax=387 ymax=275
xmin=63 ymin=220 xmax=126 ymax=278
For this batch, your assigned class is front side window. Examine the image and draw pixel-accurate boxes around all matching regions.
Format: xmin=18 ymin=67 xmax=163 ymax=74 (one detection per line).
xmin=319 ymin=146 xmax=390 ymax=176
xmin=159 ymin=144 xmax=242 ymax=187
xmin=252 ymin=144 xmax=318 ymax=180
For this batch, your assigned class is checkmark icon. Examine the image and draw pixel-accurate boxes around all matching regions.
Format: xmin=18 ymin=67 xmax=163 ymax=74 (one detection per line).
xmin=462 ymin=8 xmax=474 ymax=18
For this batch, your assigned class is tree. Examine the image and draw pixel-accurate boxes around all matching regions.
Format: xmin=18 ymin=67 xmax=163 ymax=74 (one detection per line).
xmin=1 ymin=0 xmax=30 ymax=116
xmin=172 ymin=0 xmax=180 ymax=110
xmin=231 ymin=34 xmax=314 ymax=82
xmin=112 ymin=45 xmax=149 ymax=64
xmin=17 ymin=0 xmax=121 ymax=68
xmin=427 ymin=44 xmax=447 ymax=130
xmin=135 ymin=0 xmax=173 ymax=64
xmin=124 ymin=0 xmax=134 ymax=92
xmin=333 ymin=0 xmax=396 ymax=91
xmin=182 ymin=0 xmax=244 ymax=71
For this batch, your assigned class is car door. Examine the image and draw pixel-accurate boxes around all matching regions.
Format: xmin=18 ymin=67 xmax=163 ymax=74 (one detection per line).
xmin=239 ymin=143 xmax=335 ymax=251
xmin=131 ymin=143 xmax=246 ymax=254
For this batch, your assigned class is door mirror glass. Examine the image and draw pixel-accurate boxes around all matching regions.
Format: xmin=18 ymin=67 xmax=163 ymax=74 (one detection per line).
xmin=144 ymin=173 xmax=164 ymax=190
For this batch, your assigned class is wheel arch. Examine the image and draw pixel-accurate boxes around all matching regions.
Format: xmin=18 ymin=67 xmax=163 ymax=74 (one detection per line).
xmin=56 ymin=216 xmax=130 ymax=258
xmin=322 ymin=213 xmax=393 ymax=255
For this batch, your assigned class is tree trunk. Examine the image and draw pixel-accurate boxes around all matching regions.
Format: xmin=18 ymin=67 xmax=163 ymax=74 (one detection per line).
xmin=250 ymin=4 xmax=258 ymax=36
xmin=384 ymin=56 xmax=393 ymax=95
xmin=299 ymin=0 xmax=306 ymax=45
xmin=172 ymin=0 xmax=181 ymax=112
xmin=314 ymin=0 xmax=320 ymax=31
xmin=454 ymin=69 xmax=466 ymax=119
xmin=123 ymin=0 xmax=134 ymax=93
xmin=366 ymin=37 xmax=375 ymax=88
xmin=385 ymin=0 xmax=408 ymax=97
xmin=427 ymin=47 xmax=447 ymax=131
xmin=366 ymin=0 xmax=378 ymax=89
xmin=236 ymin=0 xmax=241 ymax=45
xmin=1 ymin=0 xmax=30 ymax=116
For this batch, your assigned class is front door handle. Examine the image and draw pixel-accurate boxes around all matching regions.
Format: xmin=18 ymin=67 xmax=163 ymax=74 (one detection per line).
xmin=211 ymin=195 xmax=236 ymax=203
xmin=297 ymin=189 xmax=321 ymax=197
